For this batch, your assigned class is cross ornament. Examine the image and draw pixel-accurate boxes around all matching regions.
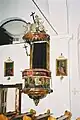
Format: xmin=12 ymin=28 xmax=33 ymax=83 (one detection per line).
xmin=72 ymin=88 xmax=80 ymax=95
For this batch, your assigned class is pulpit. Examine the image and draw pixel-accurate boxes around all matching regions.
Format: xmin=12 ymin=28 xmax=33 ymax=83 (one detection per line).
xmin=22 ymin=13 xmax=53 ymax=105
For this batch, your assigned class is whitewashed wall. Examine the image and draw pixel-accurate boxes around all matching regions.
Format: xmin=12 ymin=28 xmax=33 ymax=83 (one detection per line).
xmin=0 ymin=0 xmax=80 ymax=120
xmin=0 ymin=44 xmax=29 ymax=84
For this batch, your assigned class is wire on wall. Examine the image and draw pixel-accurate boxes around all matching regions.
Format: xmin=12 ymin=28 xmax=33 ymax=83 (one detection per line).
xmin=68 ymin=36 xmax=73 ymax=112
xmin=77 ymin=24 xmax=80 ymax=80
xmin=66 ymin=0 xmax=69 ymax=34
xmin=31 ymin=0 xmax=58 ymax=35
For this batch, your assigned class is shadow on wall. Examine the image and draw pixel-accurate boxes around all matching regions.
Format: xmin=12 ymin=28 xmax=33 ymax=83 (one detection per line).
xmin=0 ymin=27 xmax=13 ymax=45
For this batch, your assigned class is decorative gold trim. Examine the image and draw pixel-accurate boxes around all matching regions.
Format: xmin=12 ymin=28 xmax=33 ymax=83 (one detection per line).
xmin=23 ymin=33 xmax=50 ymax=41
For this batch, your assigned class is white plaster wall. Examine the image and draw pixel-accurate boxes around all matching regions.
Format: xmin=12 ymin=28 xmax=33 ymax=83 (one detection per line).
xmin=0 ymin=43 xmax=29 ymax=84
xmin=68 ymin=38 xmax=80 ymax=120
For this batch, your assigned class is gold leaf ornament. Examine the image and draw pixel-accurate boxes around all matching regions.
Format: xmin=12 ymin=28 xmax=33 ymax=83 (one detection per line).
xmin=23 ymin=115 xmax=32 ymax=120
xmin=48 ymin=116 xmax=56 ymax=120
